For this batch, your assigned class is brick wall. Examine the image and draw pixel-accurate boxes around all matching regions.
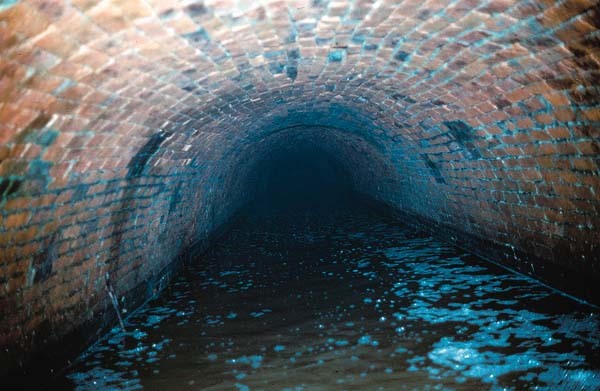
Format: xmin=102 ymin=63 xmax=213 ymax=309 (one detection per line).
xmin=1 ymin=0 xmax=599 ymax=375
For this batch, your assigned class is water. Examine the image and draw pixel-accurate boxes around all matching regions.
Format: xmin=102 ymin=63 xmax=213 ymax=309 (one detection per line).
xmin=58 ymin=208 xmax=599 ymax=390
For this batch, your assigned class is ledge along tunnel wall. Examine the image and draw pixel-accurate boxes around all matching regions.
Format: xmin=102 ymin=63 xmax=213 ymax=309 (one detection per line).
xmin=0 ymin=0 xmax=599 ymax=376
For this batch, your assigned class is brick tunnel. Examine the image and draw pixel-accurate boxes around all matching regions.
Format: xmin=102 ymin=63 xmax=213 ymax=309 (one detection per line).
xmin=1 ymin=0 xmax=600 ymax=389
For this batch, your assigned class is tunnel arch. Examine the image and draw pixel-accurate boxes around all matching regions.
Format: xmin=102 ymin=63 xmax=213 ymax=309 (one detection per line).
xmin=0 ymin=0 xmax=599 ymax=376
xmin=227 ymin=123 xmax=402 ymax=201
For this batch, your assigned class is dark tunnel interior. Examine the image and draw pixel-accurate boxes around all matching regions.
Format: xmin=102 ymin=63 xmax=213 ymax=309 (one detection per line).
xmin=248 ymin=143 xmax=356 ymax=214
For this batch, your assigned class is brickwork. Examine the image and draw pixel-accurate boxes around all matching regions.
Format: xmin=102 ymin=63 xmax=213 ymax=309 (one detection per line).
xmin=0 ymin=0 xmax=599 ymax=375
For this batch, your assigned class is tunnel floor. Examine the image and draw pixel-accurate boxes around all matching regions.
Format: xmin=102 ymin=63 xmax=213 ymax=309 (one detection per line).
xmin=56 ymin=206 xmax=599 ymax=390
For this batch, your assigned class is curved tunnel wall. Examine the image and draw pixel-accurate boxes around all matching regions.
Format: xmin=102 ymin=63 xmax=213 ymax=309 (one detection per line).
xmin=0 ymin=0 xmax=599 ymax=373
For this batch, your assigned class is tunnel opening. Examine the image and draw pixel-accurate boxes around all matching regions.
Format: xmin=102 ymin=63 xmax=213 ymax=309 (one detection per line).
xmin=246 ymin=142 xmax=357 ymax=214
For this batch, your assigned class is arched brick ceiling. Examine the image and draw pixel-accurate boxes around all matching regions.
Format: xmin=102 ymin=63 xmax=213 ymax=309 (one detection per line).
xmin=0 ymin=0 xmax=599 ymax=374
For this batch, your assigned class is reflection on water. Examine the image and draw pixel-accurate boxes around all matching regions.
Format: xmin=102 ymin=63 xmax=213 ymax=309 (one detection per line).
xmin=61 ymin=209 xmax=599 ymax=390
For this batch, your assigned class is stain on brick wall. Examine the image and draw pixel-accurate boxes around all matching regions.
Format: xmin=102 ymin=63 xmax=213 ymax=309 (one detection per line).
xmin=127 ymin=131 xmax=172 ymax=179
xmin=0 ymin=0 xmax=599 ymax=376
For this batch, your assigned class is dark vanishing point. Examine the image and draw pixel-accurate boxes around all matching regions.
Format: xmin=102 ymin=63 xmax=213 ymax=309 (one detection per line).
xmin=0 ymin=1 xmax=599 ymax=390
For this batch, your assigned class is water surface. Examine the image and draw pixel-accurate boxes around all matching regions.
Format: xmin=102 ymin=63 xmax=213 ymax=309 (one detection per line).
xmin=61 ymin=209 xmax=599 ymax=390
